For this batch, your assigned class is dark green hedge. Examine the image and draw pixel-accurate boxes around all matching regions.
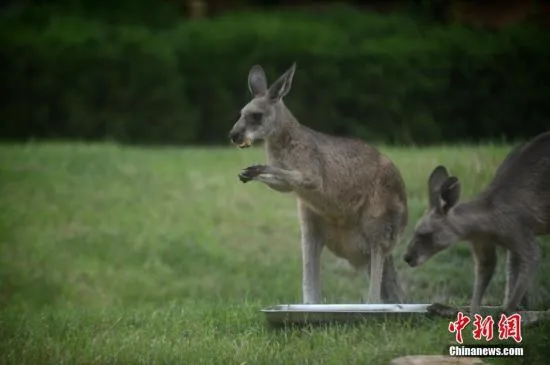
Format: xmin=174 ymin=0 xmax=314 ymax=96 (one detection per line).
xmin=1 ymin=5 xmax=549 ymax=146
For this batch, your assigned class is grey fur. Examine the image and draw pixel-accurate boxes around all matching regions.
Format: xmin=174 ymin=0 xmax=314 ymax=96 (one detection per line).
xmin=229 ymin=63 xmax=408 ymax=304
xmin=403 ymin=131 xmax=550 ymax=313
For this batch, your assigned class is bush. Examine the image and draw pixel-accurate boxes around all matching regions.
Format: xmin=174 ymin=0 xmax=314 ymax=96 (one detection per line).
xmin=1 ymin=15 xmax=197 ymax=145
xmin=1 ymin=5 xmax=549 ymax=146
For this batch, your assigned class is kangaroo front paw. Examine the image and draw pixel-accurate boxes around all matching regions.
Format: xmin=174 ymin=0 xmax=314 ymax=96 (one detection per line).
xmin=238 ymin=165 xmax=267 ymax=183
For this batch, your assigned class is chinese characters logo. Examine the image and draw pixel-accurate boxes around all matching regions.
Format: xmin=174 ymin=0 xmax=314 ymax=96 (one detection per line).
xmin=449 ymin=312 xmax=522 ymax=344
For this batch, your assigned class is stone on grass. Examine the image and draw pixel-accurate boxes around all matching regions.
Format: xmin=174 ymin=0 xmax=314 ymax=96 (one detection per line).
xmin=389 ymin=355 xmax=487 ymax=365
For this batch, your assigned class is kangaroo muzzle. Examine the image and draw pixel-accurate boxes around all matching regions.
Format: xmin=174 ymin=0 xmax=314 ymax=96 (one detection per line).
xmin=229 ymin=130 xmax=252 ymax=148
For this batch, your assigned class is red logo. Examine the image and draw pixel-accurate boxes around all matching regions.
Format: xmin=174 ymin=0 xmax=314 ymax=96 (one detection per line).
xmin=498 ymin=313 xmax=523 ymax=343
xmin=449 ymin=312 xmax=471 ymax=344
xmin=472 ymin=314 xmax=495 ymax=341
xmin=449 ymin=312 xmax=523 ymax=344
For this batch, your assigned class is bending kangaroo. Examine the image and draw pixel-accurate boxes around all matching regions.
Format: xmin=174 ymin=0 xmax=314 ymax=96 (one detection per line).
xmin=404 ymin=130 xmax=550 ymax=313
xmin=228 ymin=63 xmax=407 ymax=304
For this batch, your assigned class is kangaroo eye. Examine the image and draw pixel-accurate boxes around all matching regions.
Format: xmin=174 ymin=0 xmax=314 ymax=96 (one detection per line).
xmin=417 ymin=232 xmax=433 ymax=241
xmin=249 ymin=112 xmax=263 ymax=125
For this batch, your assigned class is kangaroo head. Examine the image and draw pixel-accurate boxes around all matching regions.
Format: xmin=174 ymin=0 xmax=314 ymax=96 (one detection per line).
xmin=404 ymin=165 xmax=462 ymax=267
xmin=229 ymin=63 xmax=296 ymax=148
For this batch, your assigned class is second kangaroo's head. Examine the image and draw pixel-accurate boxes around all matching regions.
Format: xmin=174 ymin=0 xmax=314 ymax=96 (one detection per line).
xmin=229 ymin=63 xmax=296 ymax=148
xmin=404 ymin=165 xmax=462 ymax=267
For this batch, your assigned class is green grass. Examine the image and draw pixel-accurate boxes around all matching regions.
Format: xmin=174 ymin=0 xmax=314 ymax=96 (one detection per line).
xmin=1 ymin=142 xmax=549 ymax=365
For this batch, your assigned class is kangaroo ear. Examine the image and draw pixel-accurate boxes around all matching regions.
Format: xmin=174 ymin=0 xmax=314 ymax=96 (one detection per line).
xmin=428 ymin=165 xmax=449 ymax=209
xmin=267 ymin=62 xmax=296 ymax=103
xmin=439 ymin=176 xmax=461 ymax=213
xmin=248 ymin=65 xmax=268 ymax=97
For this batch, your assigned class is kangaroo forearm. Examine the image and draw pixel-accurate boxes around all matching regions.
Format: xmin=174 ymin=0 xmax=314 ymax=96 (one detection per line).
xmin=256 ymin=175 xmax=294 ymax=192
xmin=470 ymin=241 xmax=497 ymax=313
xmin=471 ymin=269 xmax=493 ymax=311
xmin=268 ymin=167 xmax=320 ymax=190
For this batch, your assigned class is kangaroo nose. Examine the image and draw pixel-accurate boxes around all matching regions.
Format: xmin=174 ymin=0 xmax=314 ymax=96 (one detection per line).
xmin=229 ymin=131 xmax=242 ymax=144
xmin=403 ymin=253 xmax=414 ymax=266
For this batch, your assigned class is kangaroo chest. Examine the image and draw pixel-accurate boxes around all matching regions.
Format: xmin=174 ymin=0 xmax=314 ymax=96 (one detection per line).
xmin=264 ymin=140 xmax=366 ymax=218
xmin=265 ymin=145 xmax=296 ymax=170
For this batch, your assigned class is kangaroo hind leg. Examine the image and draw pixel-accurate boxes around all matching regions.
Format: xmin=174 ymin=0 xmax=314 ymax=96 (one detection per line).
xmin=362 ymin=209 xmax=405 ymax=304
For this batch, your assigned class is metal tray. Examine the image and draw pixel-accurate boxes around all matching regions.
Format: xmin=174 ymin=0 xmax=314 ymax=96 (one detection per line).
xmin=261 ymin=304 xmax=432 ymax=326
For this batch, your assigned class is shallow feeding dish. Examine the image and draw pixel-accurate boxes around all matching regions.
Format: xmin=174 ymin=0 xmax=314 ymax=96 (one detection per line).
xmin=261 ymin=303 xmax=432 ymax=326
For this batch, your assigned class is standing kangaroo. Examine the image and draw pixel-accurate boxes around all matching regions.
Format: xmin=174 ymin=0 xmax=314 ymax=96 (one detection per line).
xmin=403 ymin=131 xmax=550 ymax=314
xmin=228 ymin=63 xmax=408 ymax=304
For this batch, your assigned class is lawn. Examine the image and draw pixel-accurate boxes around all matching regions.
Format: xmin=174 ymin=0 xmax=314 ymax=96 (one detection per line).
xmin=1 ymin=142 xmax=549 ymax=365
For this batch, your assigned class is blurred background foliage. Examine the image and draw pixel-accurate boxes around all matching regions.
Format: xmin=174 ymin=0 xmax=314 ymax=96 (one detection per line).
xmin=1 ymin=0 xmax=549 ymax=146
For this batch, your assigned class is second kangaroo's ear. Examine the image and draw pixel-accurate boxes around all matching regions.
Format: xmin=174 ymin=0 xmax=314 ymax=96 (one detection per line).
xmin=428 ymin=165 xmax=449 ymax=209
xmin=439 ymin=176 xmax=461 ymax=213
xmin=267 ymin=62 xmax=296 ymax=103
xmin=248 ymin=65 xmax=268 ymax=97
